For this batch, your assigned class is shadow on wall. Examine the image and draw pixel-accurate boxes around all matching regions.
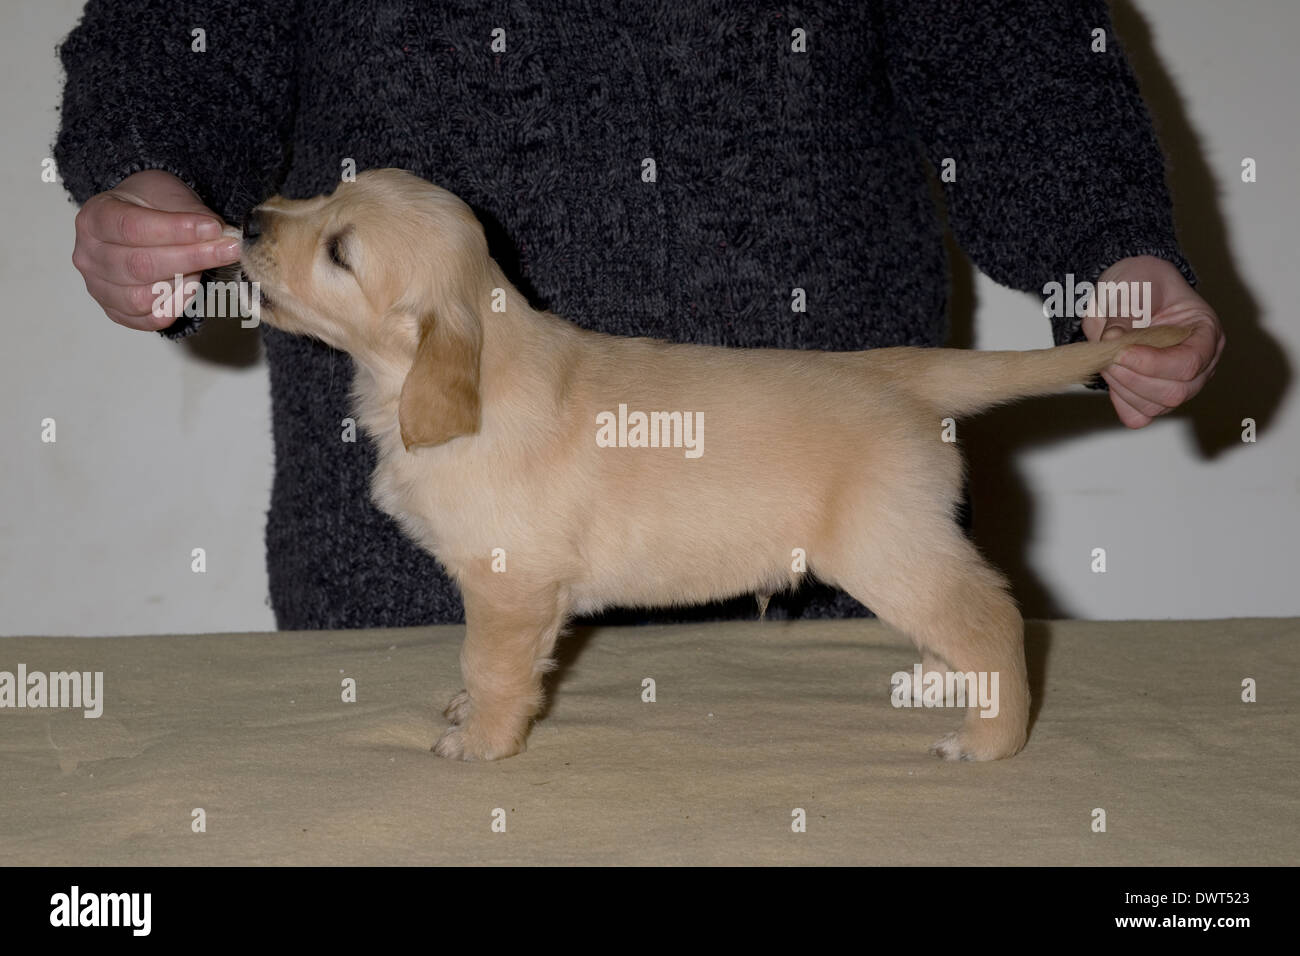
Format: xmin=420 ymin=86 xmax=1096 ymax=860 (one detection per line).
xmin=950 ymin=0 xmax=1290 ymax=619
xmin=181 ymin=294 xmax=263 ymax=367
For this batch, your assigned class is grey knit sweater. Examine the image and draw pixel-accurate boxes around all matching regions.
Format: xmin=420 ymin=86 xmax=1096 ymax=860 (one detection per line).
xmin=54 ymin=0 xmax=1193 ymax=629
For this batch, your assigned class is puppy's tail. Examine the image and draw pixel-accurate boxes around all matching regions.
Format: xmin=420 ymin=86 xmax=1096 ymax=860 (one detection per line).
xmin=871 ymin=325 xmax=1192 ymax=416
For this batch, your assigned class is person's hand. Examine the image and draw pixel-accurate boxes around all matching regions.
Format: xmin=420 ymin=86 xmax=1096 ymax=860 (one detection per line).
xmin=1082 ymin=255 xmax=1226 ymax=428
xmin=71 ymin=170 xmax=241 ymax=331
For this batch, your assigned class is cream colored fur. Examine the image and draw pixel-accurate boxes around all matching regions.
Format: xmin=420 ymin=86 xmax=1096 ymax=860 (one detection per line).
xmin=240 ymin=169 xmax=1190 ymax=762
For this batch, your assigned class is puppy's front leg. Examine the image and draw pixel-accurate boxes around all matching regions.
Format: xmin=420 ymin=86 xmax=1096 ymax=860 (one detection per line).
xmin=433 ymin=580 xmax=566 ymax=761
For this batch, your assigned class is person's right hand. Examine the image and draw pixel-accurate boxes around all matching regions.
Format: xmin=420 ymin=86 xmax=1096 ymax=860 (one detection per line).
xmin=71 ymin=169 xmax=242 ymax=331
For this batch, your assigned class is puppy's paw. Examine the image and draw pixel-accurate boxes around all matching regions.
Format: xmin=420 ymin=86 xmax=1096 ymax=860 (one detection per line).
xmin=432 ymin=719 xmax=526 ymax=762
xmin=930 ymin=731 xmax=978 ymax=762
xmin=930 ymin=726 xmax=1025 ymax=762
xmin=432 ymin=725 xmax=470 ymax=760
xmin=443 ymin=689 xmax=471 ymax=724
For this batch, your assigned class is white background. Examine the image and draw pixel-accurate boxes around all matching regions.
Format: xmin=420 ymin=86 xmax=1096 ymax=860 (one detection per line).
xmin=2 ymin=0 xmax=1295 ymax=635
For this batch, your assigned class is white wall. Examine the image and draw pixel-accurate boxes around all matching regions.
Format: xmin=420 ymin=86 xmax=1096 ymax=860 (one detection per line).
xmin=1 ymin=0 xmax=1295 ymax=635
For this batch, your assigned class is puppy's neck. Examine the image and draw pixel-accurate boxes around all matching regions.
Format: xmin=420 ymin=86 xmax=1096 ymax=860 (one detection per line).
xmin=349 ymin=353 xmax=406 ymax=440
xmin=349 ymin=286 xmax=575 ymax=448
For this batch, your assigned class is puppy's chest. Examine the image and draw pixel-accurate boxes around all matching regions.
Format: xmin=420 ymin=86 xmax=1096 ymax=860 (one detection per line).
xmin=351 ymin=393 xmax=443 ymax=538
xmin=369 ymin=447 xmax=432 ymax=522
xmin=367 ymin=444 xmax=493 ymax=557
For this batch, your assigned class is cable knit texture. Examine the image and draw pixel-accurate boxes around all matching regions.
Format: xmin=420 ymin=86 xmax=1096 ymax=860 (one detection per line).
xmin=54 ymin=0 xmax=1195 ymax=629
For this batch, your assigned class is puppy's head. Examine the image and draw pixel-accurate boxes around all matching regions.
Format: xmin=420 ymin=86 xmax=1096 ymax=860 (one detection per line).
xmin=241 ymin=168 xmax=492 ymax=449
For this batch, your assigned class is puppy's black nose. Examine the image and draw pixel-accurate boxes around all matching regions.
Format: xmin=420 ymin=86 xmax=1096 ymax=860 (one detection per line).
xmin=243 ymin=210 xmax=263 ymax=240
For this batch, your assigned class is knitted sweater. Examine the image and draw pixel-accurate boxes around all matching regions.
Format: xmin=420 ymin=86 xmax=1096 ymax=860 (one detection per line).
xmin=54 ymin=0 xmax=1194 ymax=629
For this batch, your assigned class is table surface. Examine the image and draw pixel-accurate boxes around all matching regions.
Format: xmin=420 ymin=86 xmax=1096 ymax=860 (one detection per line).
xmin=1 ymin=618 xmax=1296 ymax=865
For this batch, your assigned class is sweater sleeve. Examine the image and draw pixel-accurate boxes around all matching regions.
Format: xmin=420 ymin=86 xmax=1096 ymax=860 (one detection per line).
xmin=53 ymin=0 xmax=298 ymax=339
xmin=880 ymin=0 xmax=1196 ymax=346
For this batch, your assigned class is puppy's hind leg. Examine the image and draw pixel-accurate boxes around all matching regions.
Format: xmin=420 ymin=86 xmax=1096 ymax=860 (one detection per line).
xmin=828 ymin=516 xmax=1030 ymax=761
xmin=433 ymin=579 xmax=567 ymax=761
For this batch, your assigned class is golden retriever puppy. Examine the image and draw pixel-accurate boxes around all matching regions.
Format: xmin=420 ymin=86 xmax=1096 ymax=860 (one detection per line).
xmin=239 ymin=169 xmax=1188 ymax=763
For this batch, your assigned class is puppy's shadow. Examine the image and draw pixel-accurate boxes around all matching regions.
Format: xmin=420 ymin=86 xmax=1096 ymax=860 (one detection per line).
xmin=174 ymin=266 xmax=263 ymax=366
xmin=182 ymin=314 xmax=263 ymax=366
xmin=962 ymin=398 xmax=1119 ymax=619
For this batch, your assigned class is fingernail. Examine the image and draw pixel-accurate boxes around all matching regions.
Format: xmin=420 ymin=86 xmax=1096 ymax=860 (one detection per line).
xmin=196 ymin=220 xmax=222 ymax=240
xmin=212 ymin=238 xmax=242 ymax=262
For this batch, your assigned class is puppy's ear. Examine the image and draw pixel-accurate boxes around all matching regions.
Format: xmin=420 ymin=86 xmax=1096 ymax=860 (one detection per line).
xmin=398 ymin=302 xmax=482 ymax=450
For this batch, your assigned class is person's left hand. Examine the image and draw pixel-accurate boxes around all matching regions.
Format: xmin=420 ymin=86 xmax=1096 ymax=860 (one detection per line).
xmin=1082 ymin=254 xmax=1225 ymax=428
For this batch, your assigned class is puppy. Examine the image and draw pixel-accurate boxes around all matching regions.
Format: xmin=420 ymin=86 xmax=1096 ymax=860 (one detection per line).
xmin=240 ymin=169 xmax=1189 ymax=762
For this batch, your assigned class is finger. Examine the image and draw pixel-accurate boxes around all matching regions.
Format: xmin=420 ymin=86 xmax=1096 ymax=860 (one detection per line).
xmin=84 ymin=272 xmax=203 ymax=327
xmin=91 ymin=237 xmax=241 ymax=286
xmin=1102 ymin=371 xmax=1153 ymax=428
xmin=1101 ymin=370 xmax=1167 ymax=425
xmin=1114 ymin=321 xmax=1217 ymax=381
xmin=1099 ymin=319 xmax=1130 ymax=342
xmin=1080 ymin=311 xmax=1106 ymax=342
xmin=1109 ymin=391 xmax=1152 ymax=429
xmin=82 ymin=195 xmax=224 ymax=246
xmin=1122 ymin=355 xmax=1220 ymax=411
xmin=155 ymin=272 xmax=205 ymax=321
xmin=1107 ymin=362 xmax=1194 ymax=411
